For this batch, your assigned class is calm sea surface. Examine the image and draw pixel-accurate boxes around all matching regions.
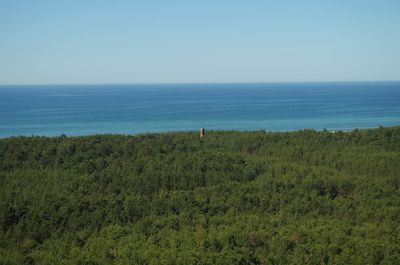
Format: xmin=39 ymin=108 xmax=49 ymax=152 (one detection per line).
xmin=1 ymin=82 xmax=400 ymax=137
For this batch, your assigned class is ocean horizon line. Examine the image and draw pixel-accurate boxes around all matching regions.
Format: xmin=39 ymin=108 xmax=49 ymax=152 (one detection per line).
xmin=1 ymin=80 xmax=400 ymax=87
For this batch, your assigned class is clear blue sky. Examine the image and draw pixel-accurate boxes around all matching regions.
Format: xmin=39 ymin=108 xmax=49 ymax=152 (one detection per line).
xmin=0 ymin=0 xmax=399 ymax=84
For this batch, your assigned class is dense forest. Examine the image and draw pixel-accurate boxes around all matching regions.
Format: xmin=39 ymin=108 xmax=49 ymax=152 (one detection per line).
xmin=1 ymin=127 xmax=399 ymax=265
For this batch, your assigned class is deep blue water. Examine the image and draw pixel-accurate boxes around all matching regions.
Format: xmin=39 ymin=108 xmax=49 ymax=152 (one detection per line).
xmin=1 ymin=82 xmax=400 ymax=137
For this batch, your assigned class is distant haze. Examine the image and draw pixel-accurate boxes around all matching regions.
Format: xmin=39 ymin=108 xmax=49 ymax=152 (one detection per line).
xmin=0 ymin=1 xmax=400 ymax=84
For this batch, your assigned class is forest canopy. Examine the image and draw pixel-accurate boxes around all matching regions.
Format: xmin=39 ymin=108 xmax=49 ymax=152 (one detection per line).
xmin=0 ymin=127 xmax=399 ymax=264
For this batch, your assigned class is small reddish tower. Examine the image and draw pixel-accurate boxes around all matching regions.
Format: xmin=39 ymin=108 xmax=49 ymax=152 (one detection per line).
xmin=199 ymin=128 xmax=206 ymax=138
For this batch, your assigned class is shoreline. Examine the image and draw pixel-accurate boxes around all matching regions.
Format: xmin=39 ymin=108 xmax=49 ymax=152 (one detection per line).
xmin=1 ymin=125 xmax=398 ymax=139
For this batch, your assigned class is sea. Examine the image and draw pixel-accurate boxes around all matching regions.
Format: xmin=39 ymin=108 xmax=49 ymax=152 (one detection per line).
xmin=1 ymin=82 xmax=400 ymax=138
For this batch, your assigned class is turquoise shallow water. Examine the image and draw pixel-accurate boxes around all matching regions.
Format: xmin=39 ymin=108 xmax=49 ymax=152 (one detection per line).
xmin=0 ymin=82 xmax=400 ymax=137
